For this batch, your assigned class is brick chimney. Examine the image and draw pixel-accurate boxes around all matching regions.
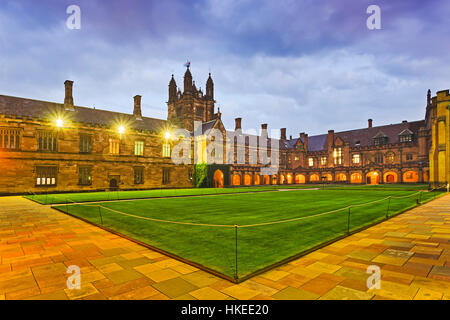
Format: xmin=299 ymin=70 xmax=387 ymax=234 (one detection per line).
xmin=235 ymin=117 xmax=242 ymax=130
xmin=133 ymin=95 xmax=142 ymax=120
xmin=280 ymin=128 xmax=286 ymax=140
xmin=64 ymin=80 xmax=74 ymax=111
xmin=300 ymin=133 xmax=308 ymax=151
xmin=261 ymin=124 xmax=268 ymax=137
xmin=368 ymin=119 xmax=373 ymax=128
xmin=327 ymin=130 xmax=334 ymax=150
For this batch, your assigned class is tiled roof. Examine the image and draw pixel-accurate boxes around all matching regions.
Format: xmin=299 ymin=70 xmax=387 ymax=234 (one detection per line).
xmin=286 ymin=120 xmax=425 ymax=151
xmin=0 ymin=95 xmax=167 ymax=132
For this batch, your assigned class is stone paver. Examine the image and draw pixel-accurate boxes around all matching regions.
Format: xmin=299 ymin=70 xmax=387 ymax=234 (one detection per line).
xmin=0 ymin=194 xmax=449 ymax=300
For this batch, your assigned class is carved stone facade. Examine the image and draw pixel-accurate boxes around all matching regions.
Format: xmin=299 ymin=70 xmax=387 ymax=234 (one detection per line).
xmin=0 ymin=66 xmax=444 ymax=194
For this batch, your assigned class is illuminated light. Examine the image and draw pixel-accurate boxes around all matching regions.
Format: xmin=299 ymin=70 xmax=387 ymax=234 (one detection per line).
xmin=118 ymin=126 xmax=125 ymax=134
xmin=56 ymin=118 xmax=64 ymax=128
xmin=164 ymin=132 xmax=171 ymax=140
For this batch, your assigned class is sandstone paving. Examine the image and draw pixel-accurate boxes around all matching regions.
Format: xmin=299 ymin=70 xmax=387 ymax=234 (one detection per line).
xmin=0 ymin=194 xmax=449 ymax=300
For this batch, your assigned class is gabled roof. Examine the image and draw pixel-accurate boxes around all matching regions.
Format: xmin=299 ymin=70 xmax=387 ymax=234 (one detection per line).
xmin=285 ymin=120 xmax=425 ymax=151
xmin=372 ymin=131 xmax=388 ymax=138
xmin=0 ymin=95 xmax=166 ymax=132
xmin=398 ymin=128 xmax=413 ymax=135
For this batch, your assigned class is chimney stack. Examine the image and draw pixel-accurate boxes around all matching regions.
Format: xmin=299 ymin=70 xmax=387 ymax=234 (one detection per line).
xmin=64 ymin=80 xmax=74 ymax=111
xmin=300 ymin=133 xmax=309 ymax=151
xmin=261 ymin=123 xmax=268 ymax=130
xmin=327 ymin=130 xmax=334 ymax=150
xmin=280 ymin=128 xmax=287 ymax=140
xmin=368 ymin=119 xmax=373 ymax=128
xmin=235 ymin=117 xmax=242 ymax=130
xmin=134 ymin=95 xmax=142 ymax=120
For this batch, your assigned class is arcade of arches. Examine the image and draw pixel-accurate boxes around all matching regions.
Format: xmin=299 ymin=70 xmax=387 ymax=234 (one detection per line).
xmin=229 ymin=169 xmax=423 ymax=186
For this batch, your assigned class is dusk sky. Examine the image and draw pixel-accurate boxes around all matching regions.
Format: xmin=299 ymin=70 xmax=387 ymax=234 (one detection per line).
xmin=0 ymin=0 xmax=449 ymax=137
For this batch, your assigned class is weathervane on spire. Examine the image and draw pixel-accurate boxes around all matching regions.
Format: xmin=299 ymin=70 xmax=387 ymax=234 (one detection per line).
xmin=184 ymin=61 xmax=191 ymax=68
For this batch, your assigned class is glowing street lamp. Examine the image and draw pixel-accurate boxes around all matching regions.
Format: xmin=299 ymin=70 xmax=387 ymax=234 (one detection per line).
xmin=118 ymin=125 xmax=125 ymax=134
xmin=55 ymin=118 xmax=64 ymax=128
xmin=164 ymin=131 xmax=171 ymax=141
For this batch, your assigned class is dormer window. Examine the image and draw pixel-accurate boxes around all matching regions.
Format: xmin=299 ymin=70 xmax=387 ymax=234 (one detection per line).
xmin=373 ymin=132 xmax=388 ymax=146
xmin=398 ymin=129 xmax=413 ymax=143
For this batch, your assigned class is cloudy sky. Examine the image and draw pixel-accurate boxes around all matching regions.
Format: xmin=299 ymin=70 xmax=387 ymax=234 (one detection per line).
xmin=0 ymin=0 xmax=449 ymax=137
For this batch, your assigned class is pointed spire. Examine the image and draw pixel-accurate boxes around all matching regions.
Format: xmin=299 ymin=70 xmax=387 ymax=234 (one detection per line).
xmin=206 ymin=72 xmax=214 ymax=100
xmin=184 ymin=67 xmax=193 ymax=93
xmin=427 ymin=89 xmax=431 ymax=106
xmin=168 ymin=74 xmax=177 ymax=102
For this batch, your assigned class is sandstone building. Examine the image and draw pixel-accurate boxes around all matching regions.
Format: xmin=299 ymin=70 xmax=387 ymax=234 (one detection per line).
xmin=0 ymin=66 xmax=445 ymax=194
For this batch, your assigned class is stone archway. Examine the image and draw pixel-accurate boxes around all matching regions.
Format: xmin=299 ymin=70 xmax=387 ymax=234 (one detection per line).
xmin=295 ymin=174 xmax=305 ymax=184
xmin=383 ymin=171 xmax=398 ymax=184
xmin=109 ymin=178 xmax=119 ymax=190
xmin=287 ymin=173 xmax=293 ymax=184
xmin=244 ymin=174 xmax=252 ymax=186
xmin=263 ymin=175 xmax=271 ymax=185
xmin=213 ymin=170 xmax=224 ymax=188
xmin=350 ymin=173 xmax=362 ymax=184
xmin=232 ymin=174 xmax=241 ymax=186
xmin=403 ymin=171 xmax=418 ymax=183
xmin=366 ymin=171 xmax=380 ymax=185
xmin=254 ymin=175 xmax=261 ymax=185
xmin=310 ymin=174 xmax=320 ymax=182
xmin=336 ymin=173 xmax=347 ymax=182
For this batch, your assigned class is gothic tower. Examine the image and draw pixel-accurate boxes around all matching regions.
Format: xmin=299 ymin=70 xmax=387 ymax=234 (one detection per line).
xmin=167 ymin=66 xmax=216 ymax=131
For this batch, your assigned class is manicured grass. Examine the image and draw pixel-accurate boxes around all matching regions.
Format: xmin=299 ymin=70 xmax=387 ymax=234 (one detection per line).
xmin=25 ymin=186 xmax=282 ymax=204
xmin=24 ymin=183 xmax=429 ymax=204
xmin=52 ymin=188 xmax=441 ymax=279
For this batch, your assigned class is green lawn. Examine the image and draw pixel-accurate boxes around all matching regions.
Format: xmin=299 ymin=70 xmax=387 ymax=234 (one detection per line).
xmin=25 ymin=183 xmax=429 ymax=205
xmin=52 ymin=187 xmax=441 ymax=280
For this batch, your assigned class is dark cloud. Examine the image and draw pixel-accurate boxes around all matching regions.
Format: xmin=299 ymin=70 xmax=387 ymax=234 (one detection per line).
xmin=0 ymin=0 xmax=448 ymax=136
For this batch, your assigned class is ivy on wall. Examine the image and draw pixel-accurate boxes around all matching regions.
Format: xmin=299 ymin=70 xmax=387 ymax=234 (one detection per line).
xmin=193 ymin=163 xmax=209 ymax=188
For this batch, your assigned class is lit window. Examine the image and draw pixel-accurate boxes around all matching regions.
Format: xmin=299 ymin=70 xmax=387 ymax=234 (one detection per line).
xmin=109 ymin=139 xmax=120 ymax=155
xmin=386 ymin=152 xmax=394 ymax=163
xmin=135 ymin=141 xmax=144 ymax=156
xmin=36 ymin=166 xmax=57 ymax=186
xmin=352 ymin=154 xmax=360 ymax=164
xmin=406 ymin=154 xmax=413 ymax=161
xmin=334 ymin=148 xmax=343 ymax=165
xmin=308 ymin=157 xmax=314 ymax=167
xmin=162 ymin=143 xmax=171 ymax=157
xmin=321 ymin=156 xmax=327 ymax=166
xmin=399 ymin=134 xmax=413 ymax=143
xmin=0 ymin=128 xmax=21 ymax=150
xmin=294 ymin=156 xmax=299 ymax=161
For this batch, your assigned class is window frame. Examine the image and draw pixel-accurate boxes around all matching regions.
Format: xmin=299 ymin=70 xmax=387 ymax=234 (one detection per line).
xmin=79 ymin=134 xmax=93 ymax=153
xmin=333 ymin=147 xmax=343 ymax=165
xmin=109 ymin=138 xmax=120 ymax=155
xmin=162 ymin=168 xmax=170 ymax=185
xmin=78 ymin=166 xmax=92 ymax=186
xmin=134 ymin=140 xmax=144 ymax=156
xmin=134 ymin=167 xmax=144 ymax=184
xmin=162 ymin=143 xmax=171 ymax=158
xmin=35 ymin=166 xmax=57 ymax=187
xmin=0 ymin=127 xmax=21 ymax=150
